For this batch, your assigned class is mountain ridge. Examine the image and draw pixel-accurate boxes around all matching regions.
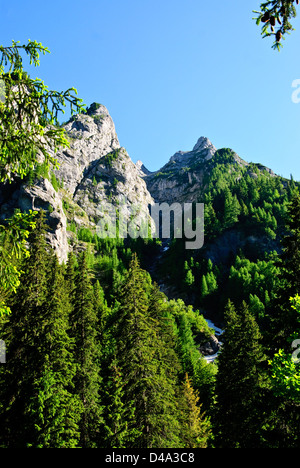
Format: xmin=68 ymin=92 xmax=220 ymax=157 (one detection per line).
xmin=0 ymin=103 xmax=287 ymax=263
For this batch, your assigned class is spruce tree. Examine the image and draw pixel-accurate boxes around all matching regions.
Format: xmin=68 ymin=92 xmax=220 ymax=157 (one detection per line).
xmin=177 ymin=313 xmax=200 ymax=378
xmin=200 ymin=275 xmax=209 ymax=298
xmin=179 ymin=374 xmax=212 ymax=448
xmin=214 ymin=301 xmax=267 ymax=448
xmin=93 ymin=279 xmax=110 ymax=339
xmin=0 ymin=211 xmax=81 ymax=447
xmin=101 ymin=358 xmax=141 ymax=448
xmin=0 ymin=211 xmax=50 ymax=447
xmin=64 ymin=251 xmax=77 ymax=304
xmin=269 ymin=191 xmax=300 ymax=351
xmin=70 ymin=251 xmax=102 ymax=448
xmin=26 ymin=255 xmax=82 ymax=448
xmin=115 ymin=255 xmax=182 ymax=448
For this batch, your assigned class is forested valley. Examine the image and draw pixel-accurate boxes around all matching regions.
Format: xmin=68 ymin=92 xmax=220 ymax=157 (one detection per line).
xmin=1 ymin=164 xmax=300 ymax=448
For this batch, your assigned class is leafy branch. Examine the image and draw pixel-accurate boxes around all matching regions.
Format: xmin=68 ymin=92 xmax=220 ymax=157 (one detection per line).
xmin=0 ymin=39 xmax=86 ymax=315
xmin=0 ymin=39 xmax=86 ymax=181
xmin=253 ymin=0 xmax=299 ymax=50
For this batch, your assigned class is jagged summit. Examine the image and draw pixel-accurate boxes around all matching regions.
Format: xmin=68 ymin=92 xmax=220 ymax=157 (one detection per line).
xmin=86 ymin=102 xmax=110 ymax=117
xmin=193 ymin=136 xmax=217 ymax=155
xmin=160 ymin=136 xmax=217 ymax=170
xmin=135 ymin=160 xmax=152 ymax=176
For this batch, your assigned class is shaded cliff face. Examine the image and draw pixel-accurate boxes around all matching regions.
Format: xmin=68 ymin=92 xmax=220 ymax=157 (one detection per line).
xmin=140 ymin=136 xmax=275 ymax=205
xmin=141 ymin=137 xmax=218 ymax=204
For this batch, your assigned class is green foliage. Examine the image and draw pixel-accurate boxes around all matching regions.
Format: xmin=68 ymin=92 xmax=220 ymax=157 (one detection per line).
xmin=269 ymin=295 xmax=300 ymax=401
xmin=101 ymin=359 xmax=141 ymax=448
xmin=103 ymin=148 xmax=121 ymax=168
xmin=114 ymin=255 xmax=181 ymax=448
xmin=1 ymin=187 xmax=299 ymax=447
xmin=179 ymin=374 xmax=212 ymax=448
xmin=0 ymin=40 xmax=85 ymax=181
xmin=0 ymin=210 xmax=37 ymax=316
xmin=0 ymin=212 xmax=82 ymax=448
xmin=0 ymin=39 xmax=84 ymax=317
xmin=70 ymin=251 xmax=103 ymax=448
xmin=269 ymin=191 xmax=300 ymax=350
xmin=50 ymin=172 xmax=63 ymax=192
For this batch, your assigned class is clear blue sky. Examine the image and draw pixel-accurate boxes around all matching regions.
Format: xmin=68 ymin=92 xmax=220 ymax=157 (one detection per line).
xmin=1 ymin=0 xmax=300 ymax=180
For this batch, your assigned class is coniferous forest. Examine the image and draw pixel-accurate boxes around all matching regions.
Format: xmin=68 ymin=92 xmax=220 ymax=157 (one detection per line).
xmin=1 ymin=174 xmax=300 ymax=448
xmin=2 ymin=2 xmax=300 ymax=448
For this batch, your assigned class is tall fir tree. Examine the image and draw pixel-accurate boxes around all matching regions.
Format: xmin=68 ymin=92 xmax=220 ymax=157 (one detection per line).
xmin=269 ymin=191 xmax=300 ymax=351
xmin=101 ymin=357 xmax=141 ymax=448
xmin=115 ymin=255 xmax=182 ymax=448
xmin=26 ymin=255 xmax=82 ymax=448
xmin=179 ymin=373 xmax=212 ymax=448
xmin=70 ymin=251 xmax=102 ymax=448
xmin=214 ymin=300 xmax=267 ymax=448
xmin=0 ymin=211 xmax=81 ymax=447
xmin=0 ymin=211 xmax=50 ymax=447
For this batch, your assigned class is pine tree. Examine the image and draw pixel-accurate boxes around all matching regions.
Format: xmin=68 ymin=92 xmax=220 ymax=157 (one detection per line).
xmin=64 ymin=251 xmax=77 ymax=304
xmin=27 ymin=255 xmax=82 ymax=448
xmin=177 ymin=313 xmax=199 ymax=377
xmin=179 ymin=374 xmax=212 ymax=448
xmin=70 ymin=251 xmax=102 ymax=448
xmin=0 ymin=211 xmax=50 ymax=447
xmin=269 ymin=191 xmax=300 ymax=351
xmin=102 ymin=358 xmax=141 ymax=448
xmin=93 ymin=279 xmax=110 ymax=338
xmin=115 ymin=255 xmax=182 ymax=448
xmin=223 ymin=189 xmax=240 ymax=229
xmin=200 ymin=275 xmax=209 ymax=298
xmin=0 ymin=212 xmax=81 ymax=448
xmin=184 ymin=269 xmax=194 ymax=287
xmin=214 ymin=301 xmax=267 ymax=448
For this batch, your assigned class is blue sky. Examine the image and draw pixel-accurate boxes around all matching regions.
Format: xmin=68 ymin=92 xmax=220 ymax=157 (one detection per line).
xmin=1 ymin=0 xmax=300 ymax=180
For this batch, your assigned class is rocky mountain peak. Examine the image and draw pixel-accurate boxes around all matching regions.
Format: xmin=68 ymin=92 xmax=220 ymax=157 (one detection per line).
xmin=86 ymin=102 xmax=109 ymax=117
xmin=193 ymin=136 xmax=216 ymax=157
xmin=168 ymin=136 xmax=216 ymax=167
xmin=53 ymin=103 xmax=120 ymax=195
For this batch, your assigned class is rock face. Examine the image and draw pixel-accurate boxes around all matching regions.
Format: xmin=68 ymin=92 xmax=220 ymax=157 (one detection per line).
xmin=0 ymin=177 xmax=69 ymax=262
xmin=0 ymin=103 xmax=154 ymax=262
xmin=139 ymin=136 xmax=275 ymax=205
xmin=53 ymin=103 xmax=121 ymax=195
xmin=140 ymin=137 xmax=217 ymax=204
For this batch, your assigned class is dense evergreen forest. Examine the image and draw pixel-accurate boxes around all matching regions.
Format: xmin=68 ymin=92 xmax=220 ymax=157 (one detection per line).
xmin=1 ymin=159 xmax=300 ymax=448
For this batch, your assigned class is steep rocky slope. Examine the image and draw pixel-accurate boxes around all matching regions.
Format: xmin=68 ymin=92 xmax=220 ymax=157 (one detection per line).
xmin=140 ymin=136 xmax=275 ymax=204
